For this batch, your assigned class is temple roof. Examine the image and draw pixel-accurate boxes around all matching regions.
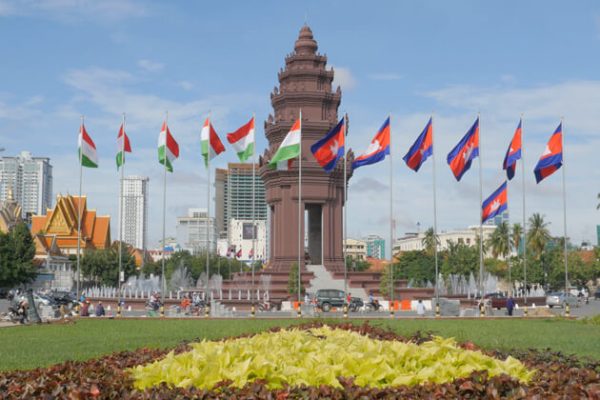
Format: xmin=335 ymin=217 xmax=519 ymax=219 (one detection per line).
xmin=294 ymin=24 xmax=318 ymax=55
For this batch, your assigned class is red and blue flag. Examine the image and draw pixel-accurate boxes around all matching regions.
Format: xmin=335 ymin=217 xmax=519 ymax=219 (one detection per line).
xmin=403 ymin=117 xmax=433 ymax=172
xmin=447 ymin=118 xmax=479 ymax=181
xmin=482 ymin=181 xmax=508 ymax=223
xmin=310 ymin=117 xmax=345 ymax=172
xmin=503 ymin=119 xmax=522 ymax=180
xmin=534 ymin=123 xmax=563 ymax=183
xmin=352 ymin=117 xmax=390 ymax=169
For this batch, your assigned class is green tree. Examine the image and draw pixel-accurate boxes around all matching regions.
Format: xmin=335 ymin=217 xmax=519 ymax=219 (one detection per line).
xmin=81 ymin=245 xmax=136 ymax=287
xmin=287 ymin=263 xmax=304 ymax=297
xmin=511 ymin=223 xmax=523 ymax=253
xmin=528 ymin=213 xmax=551 ymax=260
xmin=392 ymin=250 xmax=435 ymax=286
xmin=345 ymin=256 xmax=371 ymax=272
xmin=486 ymin=222 xmax=510 ymax=259
xmin=441 ymin=240 xmax=479 ymax=279
xmin=0 ymin=222 xmax=37 ymax=287
xmin=421 ymin=227 xmax=440 ymax=256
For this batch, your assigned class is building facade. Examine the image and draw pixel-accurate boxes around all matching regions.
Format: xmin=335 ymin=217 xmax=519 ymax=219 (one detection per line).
xmin=175 ymin=208 xmax=217 ymax=254
xmin=215 ymin=163 xmax=267 ymax=239
xmin=228 ymin=219 xmax=267 ymax=261
xmin=343 ymin=238 xmax=367 ymax=260
xmin=120 ymin=176 xmax=149 ymax=250
xmin=364 ymin=234 xmax=385 ymax=259
xmin=393 ymin=225 xmax=496 ymax=254
xmin=0 ymin=151 xmax=52 ymax=220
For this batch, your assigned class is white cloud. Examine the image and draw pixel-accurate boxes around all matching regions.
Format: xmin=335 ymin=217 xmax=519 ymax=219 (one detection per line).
xmin=332 ymin=66 xmax=357 ymax=90
xmin=178 ymin=81 xmax=194 ymax=91
xmin=367 ymin=73 xmax=403 ymax=81
xmin=138 ymin=59 xmax=164 ymax=73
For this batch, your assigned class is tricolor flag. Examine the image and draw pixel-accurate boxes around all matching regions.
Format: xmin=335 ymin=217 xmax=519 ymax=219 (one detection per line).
xmin=236 ymin=248 xmax=242 ymax=259
xmin=268 ymin=118 xmax=301 ymax=169
xmin=78 ymin=123 xmax=98 ymax=168
xmin=158 ymin=121 xmax=179 ymax=172
xmin=310 ymin=117 xmax=345 ymax=172
xmin=352 ymin=117 xmax=391 ymax=169
xmin=447 ymin=118 xmax=479 ymax=181
xmin=226 ymin=117 xmax=254 ymax=162
xmin=249 ymin=248 xmax=255 ymax=259
xmin=482 ymin=181 xmax=508 ymax=223
xmin=503 ymin=120 xmax=522 ymax=180
xmin=201 ymin=118 xmax=226 ymax=167
xmin=403 ymin=117 xmax=433 ymax=172
xmin=116 ymin=123 xmax=132 ymax=169
xmin=534 ymin=123 xmax=563 ymax=184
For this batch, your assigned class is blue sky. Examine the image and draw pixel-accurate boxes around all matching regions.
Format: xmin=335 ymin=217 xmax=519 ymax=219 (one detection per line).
xmin=1 ymin=0 xmax=599 ymax=248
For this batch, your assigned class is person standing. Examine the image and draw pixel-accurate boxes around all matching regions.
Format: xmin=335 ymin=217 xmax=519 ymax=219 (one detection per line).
xmin=95 ymin=301 xmax=105 ymax=317
xmin=506 ymin=295 xmax=515 ymax=316
xmin=416 ymin=299 xmax=425 ymax=317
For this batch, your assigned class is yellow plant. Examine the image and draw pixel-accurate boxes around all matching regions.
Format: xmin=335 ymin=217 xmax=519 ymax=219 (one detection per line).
xmin=129 ymin=326 xmax=534 ymax=390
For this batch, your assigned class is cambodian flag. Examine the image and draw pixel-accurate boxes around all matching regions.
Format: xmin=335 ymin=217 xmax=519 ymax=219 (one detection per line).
xmin=447 ymin=118 xmax=479 ymax=181
xmin=503 ymin=120 xmax=522 ymax=180
xmin=534 ymin=123 xmax=563 ymax=183
xmin=352 ymin=117 xmax=391 ymax=169
xmin=403 ymin=117 xmax=433 ymax=172
xmin=482 ymin=181 xmax=508 ymax=223
xmin=310 ymin=117 xmax=345 ymax=172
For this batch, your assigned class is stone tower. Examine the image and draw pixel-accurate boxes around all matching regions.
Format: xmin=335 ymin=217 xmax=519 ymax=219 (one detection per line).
xmin=259 ymin=25 xmax=352 ymax=272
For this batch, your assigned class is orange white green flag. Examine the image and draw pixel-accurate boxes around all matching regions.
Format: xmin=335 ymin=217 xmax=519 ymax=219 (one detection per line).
xmin=226 ymin=117 xmax=254 ymax=162
xmin=78 ymin=123 xmax=98 ymax=168
xmin=201 ymin=118 xmax=226 ymax=167
xmin=158 ymin=121 xmax=179 ymax=172
xmin=116 ymin=123 xmax=132 ymax=169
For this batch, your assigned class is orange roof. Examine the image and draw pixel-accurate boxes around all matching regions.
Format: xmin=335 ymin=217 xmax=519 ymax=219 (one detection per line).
xmin=367 ymin=257 xmax=390 ymax=272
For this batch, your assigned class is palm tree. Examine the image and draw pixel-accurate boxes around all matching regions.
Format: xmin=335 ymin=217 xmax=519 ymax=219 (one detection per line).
xmin=527 ymin=213 xmax=551 ymax=260
xmin=421 ymin=227 xmax=440 ymax=256
xmin=511 ymin=223 xmax=523 ymax=254
xmin=486 ymin=222 xmax=510 ymax=259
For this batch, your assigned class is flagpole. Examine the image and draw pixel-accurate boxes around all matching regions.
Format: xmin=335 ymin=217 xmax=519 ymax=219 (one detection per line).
xmin=252 ymin=113 xmax=256 ymax=293
xmin=478 ymin=114 xmax=484 ymax=297
xmin=431 ymin=114 xmax=440 ymax=307
xmin=521 ymin=116 xmax=528 ymax=304
xmin=343 ymin=113 xmax=348 ymax=297
xmin=389 ymin=114 xmax=394 ymax=313
xmin=298 ymin=110 xmax=302 ymax=305
xmin=206 ymin=116 xmax=211 ymax=304
xmin=161 ymin=112 xmax=168 ymax=298
xmin=506 ymin=181 xmax=511 ymax=293
xmin=561 ymin=118 xmax=568 ymax=296
xmin=76 ymin=115 xmax=84 ymax=297
xmin=118 ymin=113 xmax=125 ymax=298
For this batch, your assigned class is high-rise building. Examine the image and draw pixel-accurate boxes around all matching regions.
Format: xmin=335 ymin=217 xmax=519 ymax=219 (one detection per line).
xmin=364 ymin=234 xmax=385 ymax=259
xmin=0 ymin=151 xmax=52 ymax=220
xmin=215 ymin=163 xmax=267 ymax=239
xmin=176 ymin=208 xmax=217 ymax=254
xmin=120 ymin=176 xmax=149 ymax=250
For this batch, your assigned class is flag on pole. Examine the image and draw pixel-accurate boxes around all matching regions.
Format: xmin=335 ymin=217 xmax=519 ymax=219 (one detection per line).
xmin=158 ymin=121 xmax=179 ymax=172
xmin=503 ymin=120 xmax=522 ymax=180
xmin=534 ymin=123 xmax=563 ymax=183
xmin=447 ymin=118 xmax=479 ymax=181
xmin=310 ymin=117 xmax=345 ymax=172
xmin=226 ymin=117 xmax=255 ymax=162
xmin=403 ymin=117 xmax=433 ymax=172
xmin=78 ymin=123 xmax=98 ymax=168
xmin=352 ymin=117 xmax=391 ymax=169
xmin=482 ymin=181 xmax=508 ymax=223
xmin=236 ymin=248 xmax=242 ymax=259
xmin=268 ymin=118 xmax=301 ymax=169
xmin=116 ymin=123 xmax=132 ymax=169
xmin=249 ymin=248 xmax=254 ymax=259
xmin=201 ymin=118 xmax=226 ymax=167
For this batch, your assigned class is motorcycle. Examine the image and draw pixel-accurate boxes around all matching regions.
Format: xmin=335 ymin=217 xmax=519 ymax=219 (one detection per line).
xmin=7 ymin=301 xmax=28 ymax=324
xmin=364 ymin=300 xmax=381 ymax=312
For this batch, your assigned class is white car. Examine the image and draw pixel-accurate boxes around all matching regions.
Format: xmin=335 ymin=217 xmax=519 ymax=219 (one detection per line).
xmin=546 ymin=292 xmax=579 ymax=308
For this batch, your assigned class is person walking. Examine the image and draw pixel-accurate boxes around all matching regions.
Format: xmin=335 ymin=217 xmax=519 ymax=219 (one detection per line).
xmin=416 ymin=299 xmax=425 ymax=317
xmin=506 ymin=295 xmax=515 ymax=316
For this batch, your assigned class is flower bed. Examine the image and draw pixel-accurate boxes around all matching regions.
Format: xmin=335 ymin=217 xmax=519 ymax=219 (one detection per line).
xmin=0 ymin=322 xmax=599 ymax=399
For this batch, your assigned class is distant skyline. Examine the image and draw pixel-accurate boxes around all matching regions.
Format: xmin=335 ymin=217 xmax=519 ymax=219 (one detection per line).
xmin=1 ymin=1 xmax=599 ymax=247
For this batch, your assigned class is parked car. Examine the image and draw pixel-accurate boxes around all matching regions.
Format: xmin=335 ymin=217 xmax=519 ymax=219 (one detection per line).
xmin=315 ymin=289 xmax=346 ymax=312
xmin=483 ymin=292 xmax=508 ymax=310
xmin=545 ymin=292 xmax=579 ymax=308
xmin=594 ymin=288 xmax=600 ymax=300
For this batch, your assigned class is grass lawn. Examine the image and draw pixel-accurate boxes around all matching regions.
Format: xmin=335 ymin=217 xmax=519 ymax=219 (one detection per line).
xmin=1 ymin=318 xmax=597 ymax=372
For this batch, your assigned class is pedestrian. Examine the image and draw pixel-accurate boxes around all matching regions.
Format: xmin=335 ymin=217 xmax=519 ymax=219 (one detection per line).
xmin=506 ymin=295 xmax=515 ymax=316
xmin=95 ymin=301 xmax=105 ymax=317
xmin=416 ymin=299 xmax=425 ymax=317
xmin=81 ymin=300 xmax=90 ymax=317
xmin=346 ymin=292 xmax=351 ymax=305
